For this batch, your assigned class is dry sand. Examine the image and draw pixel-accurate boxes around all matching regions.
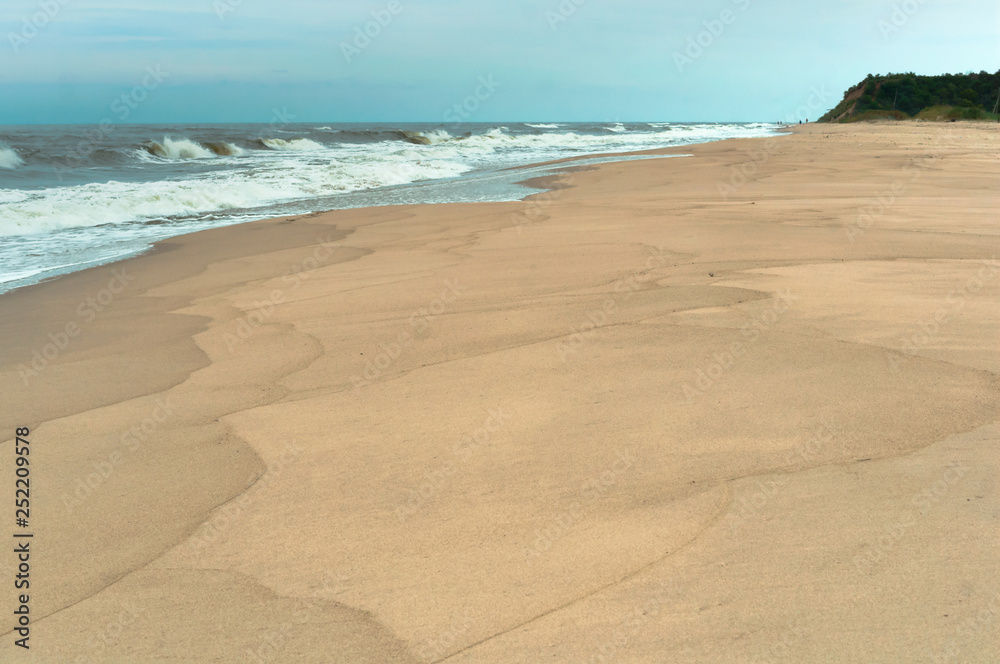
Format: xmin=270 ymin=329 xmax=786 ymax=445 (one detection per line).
xmin=1 ymin=122 xmax=997 ymax=663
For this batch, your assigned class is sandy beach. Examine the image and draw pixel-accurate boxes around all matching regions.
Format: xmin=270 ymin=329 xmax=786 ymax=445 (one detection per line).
xmin=2 ymin=122 xmax=998 ymax=662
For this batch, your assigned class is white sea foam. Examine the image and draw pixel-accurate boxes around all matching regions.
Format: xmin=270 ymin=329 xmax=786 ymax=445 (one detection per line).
xmin=526 ymin=123 xmax=561 ymax=129
xmin=0 ymin=266 xmax=51 ymax=284
xmin=0 ymin=144 xmax=24 ymax=169
xmin=398 ymin=124 xmax=766 ymax=157
xmin=0 ymin=154 xmax=470 ymax=237
xmin=0 ymin=190 xmax=29 ymax=204
xmin=0 ymin=260 xmax=99 ymax=285
xmin=260 ymin=138 xmax=325 ymax=151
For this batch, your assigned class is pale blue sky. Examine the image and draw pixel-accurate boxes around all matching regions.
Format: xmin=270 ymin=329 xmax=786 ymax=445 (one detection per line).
xmin=0 ymin=0 xmax=997 ymax=124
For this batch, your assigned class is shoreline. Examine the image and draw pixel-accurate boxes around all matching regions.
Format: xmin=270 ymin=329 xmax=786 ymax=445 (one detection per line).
xmin=2 ymin=121 xmax=998 ymax=662
xmin=0 ymin=125 xmax=780 ymax=294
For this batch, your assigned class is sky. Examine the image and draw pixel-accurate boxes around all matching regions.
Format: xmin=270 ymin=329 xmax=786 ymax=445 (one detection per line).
xmin=0 ymin=0 xmax=997 ymax=124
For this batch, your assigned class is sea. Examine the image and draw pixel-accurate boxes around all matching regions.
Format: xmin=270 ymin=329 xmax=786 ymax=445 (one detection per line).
xmin=0 ymin=122 xmax=780 ymax=294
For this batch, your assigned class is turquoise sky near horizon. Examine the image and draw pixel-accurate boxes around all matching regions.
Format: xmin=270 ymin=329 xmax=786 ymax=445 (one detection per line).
xmin=0 ymin=0 xmax=997 ymax=125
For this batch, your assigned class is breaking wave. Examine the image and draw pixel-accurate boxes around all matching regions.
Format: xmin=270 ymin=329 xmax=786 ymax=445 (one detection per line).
xmin=146 ymin=138 xmax=217 ymax=160
xmin=0 ymin=124 xmax=786 ymax=172
xmin=0 ymin=122 xmax=781 ymax=240
xmin=206 ymin=142 xmax=245 ymax=156
xmin=0 ymin=144 xmax=24 ymax=169
xmin=259 ymin=138 xmax=324 ymax=151
xmin=398 ymin=129 xmax=453 ymax=145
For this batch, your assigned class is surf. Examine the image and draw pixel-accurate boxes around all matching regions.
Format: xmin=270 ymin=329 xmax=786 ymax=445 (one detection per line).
xmin=145 ymin=138 xmax=217 ymax=160
xmin=0 ymin=144 xmax=24 ymax=169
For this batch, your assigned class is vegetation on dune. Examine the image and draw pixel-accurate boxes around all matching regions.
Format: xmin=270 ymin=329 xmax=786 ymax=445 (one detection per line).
xmin=842 ymin=110 xmax=910 ymax=123
xmin=819 ymin=70 xmax=1000 ymax=123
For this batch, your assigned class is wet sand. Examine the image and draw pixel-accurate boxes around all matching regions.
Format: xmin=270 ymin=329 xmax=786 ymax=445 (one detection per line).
xmin=1 ymin=122 xmax=998 ymax=662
